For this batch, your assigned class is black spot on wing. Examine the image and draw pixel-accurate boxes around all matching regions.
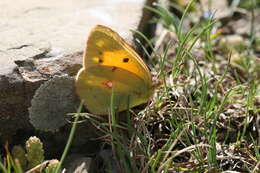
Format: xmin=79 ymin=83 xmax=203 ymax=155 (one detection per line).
xmin=123 ymin=58 xmax=129 ymax=63
xmin=98 ymin=58 xmax=103 ymax=63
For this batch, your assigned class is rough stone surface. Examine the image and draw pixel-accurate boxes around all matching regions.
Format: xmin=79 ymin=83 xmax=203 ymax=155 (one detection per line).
xmin=64 ymin=154 xmax=92 ymax=173
xmin=200 ymin=0 xmax=230 ymax=19
xmin=0 ymin=0 xmax=155 ymax=141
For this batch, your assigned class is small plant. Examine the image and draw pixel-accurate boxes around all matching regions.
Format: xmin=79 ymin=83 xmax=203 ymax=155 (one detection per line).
xmin=11 ymin=145 xmax=27 ymax=170
xmin=25 ymin=136 xmax=45 ymax=169
xmin=1 ymin=136 xmax=59 ymax=173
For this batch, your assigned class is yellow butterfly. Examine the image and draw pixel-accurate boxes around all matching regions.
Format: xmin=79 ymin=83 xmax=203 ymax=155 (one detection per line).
xmin=75 ymin=25 xmax=153 ymax=115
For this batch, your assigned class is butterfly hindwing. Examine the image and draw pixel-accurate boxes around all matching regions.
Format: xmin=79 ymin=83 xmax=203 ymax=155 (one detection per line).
xmin=76 ymin=66 xmax=150 ymax=114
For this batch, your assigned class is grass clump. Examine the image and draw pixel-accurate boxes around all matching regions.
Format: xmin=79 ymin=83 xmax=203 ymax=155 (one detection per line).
xmin=82 ymin=0 xmax=260 ymax=172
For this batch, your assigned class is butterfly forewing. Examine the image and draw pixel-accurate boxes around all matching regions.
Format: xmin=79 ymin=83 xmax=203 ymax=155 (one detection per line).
xmin=83 ymin=25 xmax=152 ymax=87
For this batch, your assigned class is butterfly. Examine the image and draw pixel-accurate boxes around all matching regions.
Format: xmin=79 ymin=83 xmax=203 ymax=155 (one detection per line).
xmin=75 ymin=25 xmax=153 ymax=115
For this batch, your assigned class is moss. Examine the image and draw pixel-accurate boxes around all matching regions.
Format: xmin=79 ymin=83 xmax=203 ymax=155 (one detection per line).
xmin=29 ymin=76 xmax=80 ymax=131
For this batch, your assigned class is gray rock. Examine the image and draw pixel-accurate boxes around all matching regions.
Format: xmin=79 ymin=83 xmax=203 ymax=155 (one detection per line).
xmin=64 ymin=154 xmax=92 ymax=173
xmin=0 ymin=0 xmax=155 ymax=141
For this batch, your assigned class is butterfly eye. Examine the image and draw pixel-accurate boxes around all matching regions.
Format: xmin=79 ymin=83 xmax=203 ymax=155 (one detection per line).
xmin=123 ymin=58 xmax=129 ymax=63
xmin=92 ymin=57 xmax=103 ymax=63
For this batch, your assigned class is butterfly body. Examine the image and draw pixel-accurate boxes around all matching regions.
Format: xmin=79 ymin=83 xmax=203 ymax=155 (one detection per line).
xmin=76 ymin=25 xmax=152 ymax=115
